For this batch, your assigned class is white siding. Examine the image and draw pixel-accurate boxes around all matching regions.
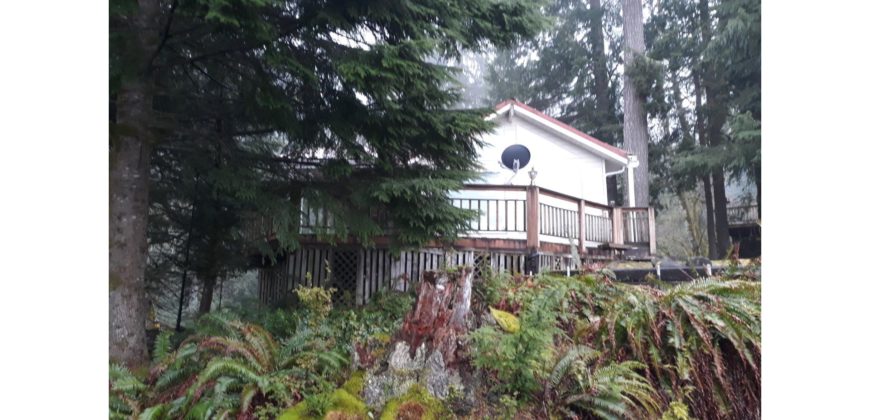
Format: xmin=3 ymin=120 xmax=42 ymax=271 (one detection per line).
xmin=472 ymin=113 xmax=609 ymax=204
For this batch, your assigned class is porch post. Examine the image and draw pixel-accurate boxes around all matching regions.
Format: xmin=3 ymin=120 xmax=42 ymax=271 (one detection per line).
xmin=526 ymin=186 xmax=540 ymax=250
xmin=647 ymin=207 xmax=656 ymax=255
xmin=355 ymin=248 xmax=364 ymax=306
xmin=577 ymin=199 xmax=586 ymax=255
xmin=627 ymin=155 xmax=638 ymax=207
xmin=611 ymin=208 xmax=624 ymax=245
xmin=526 ymin=186 xmax=540 ymax=274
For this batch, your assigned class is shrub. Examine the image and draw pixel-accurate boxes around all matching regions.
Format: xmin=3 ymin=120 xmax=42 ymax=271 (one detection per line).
xmin=470 ymin=284 xmax=563 ymax=396
xmin=563 ymin=276 xmax=760 ymax=419
xmin=127 ymin=312 xmax=350 ymax=418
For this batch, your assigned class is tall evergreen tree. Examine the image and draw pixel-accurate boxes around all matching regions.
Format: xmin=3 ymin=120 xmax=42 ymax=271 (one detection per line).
xmin=621 ymin=0 xmax=651 ymax=207
xmin=487 ymin=0 xmax=623 ymax=145
xmin=110 ymin=0 xmax=544 ymax=366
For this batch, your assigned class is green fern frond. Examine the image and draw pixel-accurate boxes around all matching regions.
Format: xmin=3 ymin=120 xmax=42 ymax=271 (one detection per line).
xmin=139 ymin=403 xmax=168 ymax=420
xmin=109 ymin=363 xmax=146 ymax=393
xmin=153 ymin=330 xmax=174 ymax=363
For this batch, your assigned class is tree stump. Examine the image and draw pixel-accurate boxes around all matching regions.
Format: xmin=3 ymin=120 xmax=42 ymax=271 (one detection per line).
xmin=395 ymin=267 xmax=473 ymax=366
xmin=362 ymin=267 xmax=475 ymax=409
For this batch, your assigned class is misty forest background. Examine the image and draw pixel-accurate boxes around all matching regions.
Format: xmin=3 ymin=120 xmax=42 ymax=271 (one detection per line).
xmin=139 ymin=0 xmax=759 ymax=331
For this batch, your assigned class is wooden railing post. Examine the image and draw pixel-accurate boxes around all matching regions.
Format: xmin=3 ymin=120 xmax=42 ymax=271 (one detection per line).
xmin=526 ymin=186 xmax=540 ymax=251
xmin=577 ymin=199 xmax=586 ymax=254
xmin=611 ymin=208 xmax=624 ymax=245
xmin=647 ymin=207 xmax=656 ymax=255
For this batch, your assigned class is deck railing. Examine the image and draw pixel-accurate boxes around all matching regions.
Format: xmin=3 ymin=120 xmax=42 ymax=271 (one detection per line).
xmin=245 ymin=185 xmax=656 ymax=255
xmin=451 ymin=198 xmax=526 ymax=232
xmin=727 ymin=204 xmax=759 ymax=225
xmin=457 ymin=185 xmax=656 ymax=254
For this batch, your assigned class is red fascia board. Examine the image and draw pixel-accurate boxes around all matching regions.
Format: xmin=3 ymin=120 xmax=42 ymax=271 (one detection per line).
xmin=493 ymin=99 xmax=628 ymax=159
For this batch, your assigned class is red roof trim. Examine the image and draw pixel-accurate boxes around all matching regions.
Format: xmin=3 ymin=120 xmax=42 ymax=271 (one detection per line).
xmin=493 ymin=99 xmax=628 ymax=159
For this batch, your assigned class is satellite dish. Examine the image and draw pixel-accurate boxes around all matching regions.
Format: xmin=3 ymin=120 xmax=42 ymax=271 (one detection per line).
xmin=500 ymin=144 xmax=531 ymax=173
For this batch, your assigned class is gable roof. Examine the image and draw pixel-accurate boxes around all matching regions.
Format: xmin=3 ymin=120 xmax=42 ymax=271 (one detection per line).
xmin=490 ymin=99 xmax=629 ymax=165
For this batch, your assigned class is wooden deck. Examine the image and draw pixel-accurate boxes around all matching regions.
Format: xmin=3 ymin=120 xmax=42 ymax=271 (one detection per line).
xmin=727 ymin=204 xmax=760 ymax=258
xmin=453 ymin=184 xmax=656 ymax=256
xmin=248 ymin=185 xmax=657 ymax=305
xmin=727 ymin=204 xmax=759 ymax=227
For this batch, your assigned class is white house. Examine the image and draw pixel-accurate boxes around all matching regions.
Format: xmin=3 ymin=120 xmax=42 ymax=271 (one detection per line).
xmin=473 ymin=99 xmax=636 ymax=204
xmin=256 ymin=100 xmax=656 ymax=306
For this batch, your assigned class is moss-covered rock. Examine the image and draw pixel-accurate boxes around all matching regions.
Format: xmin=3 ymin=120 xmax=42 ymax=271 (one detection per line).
xmin=379 ymin=384 xmax=449 ymax=420
xmin=278 ymin=388 xmax=368 ymax=420
xmin=341 ymin=371 xmax=366 ymax=397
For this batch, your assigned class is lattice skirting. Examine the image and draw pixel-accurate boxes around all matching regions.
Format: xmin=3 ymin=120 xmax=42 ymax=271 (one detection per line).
xmin=258 ymin=247 xmax=537 ymax=306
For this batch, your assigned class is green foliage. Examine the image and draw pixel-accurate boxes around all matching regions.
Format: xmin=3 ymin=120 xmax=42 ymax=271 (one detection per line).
xmin=278 ymin=387 xmax=367 ymax=420
xmin=469 ymin=272 xmax=759 ymax=418
xmin=487 ymin=0 xmax=624 ymax=147
xmin=296 ymin=286 xmax=336 ymax=325
xmin=117 ymin=266 xmax=761 ymax=419
xmin=496 ymin=394 xmax=521 ymax=420
xmin=566 ymin=276 xmax=761 ymax=419
xmin=113 ymin=310 xmax=352 ymax=418
xmin=470 ymin=284 xmax=563 ymax=396
xmin=473 ymin=268 xmax=510 ymax=309
xmin=340 ymin=371 xmax=366 ymax=397
xmin=304 ymin=391 xmax=334 ymax=418
xmin=152 ymin=330 xmax=173 ymax=363
xmin=662 ymin=401 xmax=695 ymax=420
xmin=624 ymin=53 xmax=668 ymax=117
xmin=109 ymin=363 xmax=146 ymax=419
xmin=547 ymin=345 xmax=661 ymax=419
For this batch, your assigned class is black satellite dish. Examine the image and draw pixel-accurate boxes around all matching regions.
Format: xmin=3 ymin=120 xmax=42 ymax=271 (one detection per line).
xmin=501 ymin=144 xmax=531 ymax=172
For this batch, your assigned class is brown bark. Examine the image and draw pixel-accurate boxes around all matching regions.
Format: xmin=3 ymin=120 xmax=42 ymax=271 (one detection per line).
xmin=394 ymin=268 xmax=473 ymax=367
xmin=699 ymin=0 xmax=732 ymax=258
xmin=711 ymin=170 xmax=731 ymax=257
xmin=621 ymin=0 xmax=651 ymax=207
xmin=109 ymin=0 xmax=161 ymax=367
xmin=701 ymin=176 xmax=717 ymax=257
xmin=692 ymin=72 xmax=718 ymax=259
xmin=110 ymin=79 xmax=155 ymax=367
xmin=198 ymin=273 xmax=217 ymax=315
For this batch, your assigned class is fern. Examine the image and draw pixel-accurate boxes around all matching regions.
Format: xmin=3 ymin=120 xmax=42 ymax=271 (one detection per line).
xmin=549 ymin=347 xmax=661 ymax=419
xmin=152 ymin=330 xmax=174 ymax=363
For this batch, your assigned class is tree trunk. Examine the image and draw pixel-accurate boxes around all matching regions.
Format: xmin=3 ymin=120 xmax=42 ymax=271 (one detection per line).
xmin=109 ymin=0 xmax=161 ymax=367
xmin=621 ymin=0 xmax=651 ymax=207
xmin=109 ymin=79 xmax=154 ymax=367
xmin=671 ymin=71 xmax=706 ymax=256
xmin=711 ymin=170 xmax=731 ymax=257
xmin=590 ymin=0 xmax=611 ymax=125
xmin=705 ymin=74 xmax=732 ymax=258
xmin=696 ymin=0 xmax=732 ymax=258
xmin=394 ymin=268 xmax=473 ymax=367
xmin=198 ymin=273 xmax=217 ymax=315
xmin=701 ymin=176 xmax=718 ymax=258
xmin=691 ymin=72 xmax=717 ymax=259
